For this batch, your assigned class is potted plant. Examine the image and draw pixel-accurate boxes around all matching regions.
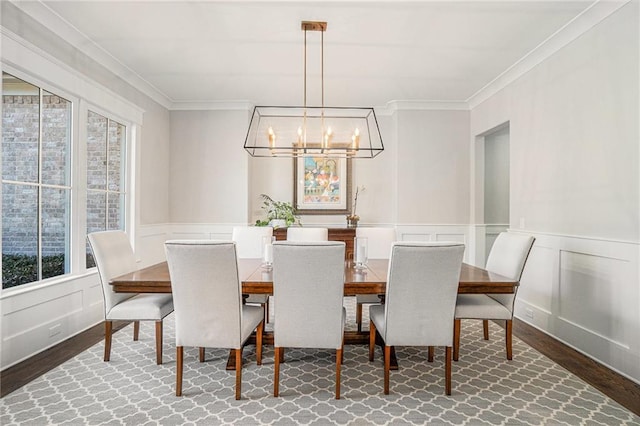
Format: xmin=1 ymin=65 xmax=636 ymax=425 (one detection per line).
xmin=346 ymin=185 xmax=365 ymax=228
xmin=256 ymin=194 xmax=300 ymax=228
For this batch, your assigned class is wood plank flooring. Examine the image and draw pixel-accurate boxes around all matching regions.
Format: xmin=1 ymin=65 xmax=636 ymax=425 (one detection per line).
xmin=1 ymin=319 xmax=639 ymax=417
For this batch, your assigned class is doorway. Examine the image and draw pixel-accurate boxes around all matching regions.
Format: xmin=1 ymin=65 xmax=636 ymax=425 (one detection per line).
xmin=473 ymin=122 xmax=510 ymax=265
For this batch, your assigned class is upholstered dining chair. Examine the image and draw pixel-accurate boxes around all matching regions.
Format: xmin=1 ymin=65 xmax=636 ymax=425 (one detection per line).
xmin=286 ymin=227 xmax=328 ymax=242
xmin=369 ymin=242 xmax=465 ymax=395
xmin=165 ymin=240 xmax=264 ymax=400
xmin=454 ymin=232 xmax=535 ymax=361
xmin=354 ymin=227 xmax=397 ymax=332
xmin=88 ymin=230 xmax=174 ymax=365
xmin=272 ymin=241 xmax=346 ymax=399
xmin=232 ymin=226 xmax=273 ymax=322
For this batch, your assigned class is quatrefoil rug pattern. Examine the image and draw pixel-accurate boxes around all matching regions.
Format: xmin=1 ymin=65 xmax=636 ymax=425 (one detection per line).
xmin=1 ymin=300 xmax=638 ymax=425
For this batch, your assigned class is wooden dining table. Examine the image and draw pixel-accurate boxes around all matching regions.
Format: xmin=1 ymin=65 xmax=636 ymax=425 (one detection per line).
xmin=110 ymin=258 xmax=518 ymax=296
xmin=110 ymin=258 xmax=517 ymax=370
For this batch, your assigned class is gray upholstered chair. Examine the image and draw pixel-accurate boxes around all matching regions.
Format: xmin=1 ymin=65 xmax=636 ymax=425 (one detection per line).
xmin=232 ymin=226 xmax=273 ymax=322
xmin=272 ymin=241 xmax=346 ymax=399
xmin=454 ymin=232 xmax=535 ymax=361
xmin=286 ymin=227 xmax=328 ymax=242
xmin=165 ymin=240 xmax=264 ymax=400
xmin=88 ymin=230 xmax=174 ymax=365
xmin=354 ymin=227 xmax=397 ymax=332
xmin=369 ymin=242 xmax=465 ymax=395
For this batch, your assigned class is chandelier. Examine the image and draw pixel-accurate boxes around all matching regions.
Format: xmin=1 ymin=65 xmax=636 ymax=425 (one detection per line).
xmin=244 ymin=21 xmax=384 ymax=158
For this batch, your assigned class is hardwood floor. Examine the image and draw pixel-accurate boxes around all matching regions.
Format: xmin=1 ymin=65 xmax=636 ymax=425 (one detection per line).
xmin=1 ymin=318 xmax=639 ymax=417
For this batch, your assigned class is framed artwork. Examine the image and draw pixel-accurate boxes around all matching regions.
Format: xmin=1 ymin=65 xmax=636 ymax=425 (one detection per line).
xmin=293 ymin=156 xmax=352 ymax=215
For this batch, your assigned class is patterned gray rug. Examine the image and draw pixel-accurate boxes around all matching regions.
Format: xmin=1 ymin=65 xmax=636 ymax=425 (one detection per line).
xmin=1 ymin=298 xmax=638 ymax=425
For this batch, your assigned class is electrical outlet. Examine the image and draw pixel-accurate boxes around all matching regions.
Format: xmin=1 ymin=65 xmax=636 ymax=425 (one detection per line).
xmin=519 ymin=217 xmax=526 ymax=229
xmin=49 ymin=323 xmax=62 ymax=338
xmin=525 ymin=308 xmax=534 ymax=319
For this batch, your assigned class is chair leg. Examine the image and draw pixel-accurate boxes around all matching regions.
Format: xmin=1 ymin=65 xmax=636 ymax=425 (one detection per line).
xmin=336 ymin=347 xmax=342 ymax=400
xmin=428 ymin=346 xmax=434 ymax=362
xmin=453 ymin=319 xmax=461 ymax=362
xmin=133 ymin=321 xmax=140 ymax=341
xmin=384 ymin=345 xmax=391 ymax=395
xmin=155 ymin=321 xmax=163 ymax=365
xmin=445 ymin=346 xmax=452 ymax=396
xmin=356 ymin=302 xmax=363 ymax=333
xmin=176 ymin=346 xmax=183 ymax=396
xmin=369 ymin=321 xmax=376 ymax=362
xmin=235 ymin=348 xmax=242 ymax=400
xmin=104 ymin=321 xmax=113 ymax=362
xmin=506 ymin=319 xmax=513 ymax=360
xmin=274 ymin=346 xmax=281 ymax=397
xmin=266 ymin=298 xmax=270 ymax=324
xmin=256 ymin=320 xmax=264 ymax=365
xmin=199 ymin=347 xmax=205 ymax=362
xmin=483 ymin=320 xmax=489 ymax=340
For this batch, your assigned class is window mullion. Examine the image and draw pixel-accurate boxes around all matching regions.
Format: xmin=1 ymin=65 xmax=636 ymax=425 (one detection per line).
xmin=105 ymin=118 xmax=110 ymax=230
xmin=37 ymin=87 xmax=44 ymax=281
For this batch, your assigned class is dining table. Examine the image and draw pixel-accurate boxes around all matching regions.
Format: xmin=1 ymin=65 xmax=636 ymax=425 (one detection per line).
xmin=110 ymin=258 xmax=517 ymax=370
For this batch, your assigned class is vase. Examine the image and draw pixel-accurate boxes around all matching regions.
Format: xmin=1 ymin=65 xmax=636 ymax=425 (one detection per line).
xmin=269 ymin=219 xmax=287 ymax=229
xmin=346 ymin=215 xmax=359 ymax=228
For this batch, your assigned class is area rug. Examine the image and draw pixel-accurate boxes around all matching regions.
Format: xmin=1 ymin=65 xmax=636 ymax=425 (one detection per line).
xmin=1 ymin=299 xmax=638 ymax=425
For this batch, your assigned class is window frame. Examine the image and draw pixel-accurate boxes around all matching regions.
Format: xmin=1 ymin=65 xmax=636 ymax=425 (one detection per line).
xmin=1 ymin=62 xmax=138 ymax=294
xmin=80 ymin=102 xmax=134 ymax=270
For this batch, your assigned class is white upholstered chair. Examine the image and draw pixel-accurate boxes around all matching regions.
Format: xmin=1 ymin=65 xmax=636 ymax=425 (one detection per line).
xmin=286 ymin=227 xmax=328 ymax=242
xmin=165 ymin=240 xmax=264 ymax=400
xmin=232 ymin=226 xmax=273 ymax=321
xmin=454 ymin=232 xmax=535 ymax=361
xmin=369 ymin=242 xmax=465 ymax=395
xmin=88 ymin=230 xmax=174 ymax=365
xmin=272 ymin=241 xmax=346 ymax=399
xmin=354 ymin=227 xmax=397 ymax=332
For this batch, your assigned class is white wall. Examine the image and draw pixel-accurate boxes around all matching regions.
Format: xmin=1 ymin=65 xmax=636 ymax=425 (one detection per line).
xmin=169 ymin=110 xmax=249 ymax=224
xmin=470 ymin=2 xmax=639 ymax=382
xmin=396 ymin=109 xmax=470 ymax=224
xmin=1 ymin=2 xmax=172 ymax=369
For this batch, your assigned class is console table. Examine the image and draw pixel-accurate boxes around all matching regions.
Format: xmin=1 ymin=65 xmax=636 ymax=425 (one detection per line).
xmin=273 ymin=227 xmax=356 ymax=261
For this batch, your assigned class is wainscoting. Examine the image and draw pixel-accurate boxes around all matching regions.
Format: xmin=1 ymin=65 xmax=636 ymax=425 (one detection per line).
xmin=2 ymin=223 xmax=639 ymax=387
xmin=0 ymin=273 xmax=104 ymax=370
xmin=512 ymin=230 xmax=640 ymax=383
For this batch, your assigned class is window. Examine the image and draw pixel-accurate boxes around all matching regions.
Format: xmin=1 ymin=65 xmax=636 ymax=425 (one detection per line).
xmin=85 ymin=111 xmax=127 ymax=268
xmin=2 ymin=72 xmax=72 ymax=288
xmin=2 ymin=69 xmax=131 ymax=289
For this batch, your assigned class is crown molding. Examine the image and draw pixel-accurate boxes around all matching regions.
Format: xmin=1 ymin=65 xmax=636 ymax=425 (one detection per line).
xmin=1 ymin=28 xmax=145 ymax=124
xmin=385 ymin=100 xmax=470 ymax=112
xmin=9 ymin=0 xmax=629 ymax=114
xmin=466 ymin=0 xmax=631 ymax=110
xmin=9 ymin=0 xmax=173 ymax=109
xmin=170 ymin=100 xmax=254 ymax=111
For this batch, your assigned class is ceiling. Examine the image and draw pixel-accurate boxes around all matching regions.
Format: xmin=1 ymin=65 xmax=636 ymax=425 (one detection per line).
xmin=23 ymin=1 xmax=599 ymax=108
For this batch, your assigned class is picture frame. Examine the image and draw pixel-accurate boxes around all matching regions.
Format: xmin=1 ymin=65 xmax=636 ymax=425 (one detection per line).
xmin=293 ymin=156 xmax=352 ymax=215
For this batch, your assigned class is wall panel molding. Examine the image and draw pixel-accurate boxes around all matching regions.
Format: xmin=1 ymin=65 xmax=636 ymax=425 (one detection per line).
xmin=511 ymin=229 xmax=640 ymax=384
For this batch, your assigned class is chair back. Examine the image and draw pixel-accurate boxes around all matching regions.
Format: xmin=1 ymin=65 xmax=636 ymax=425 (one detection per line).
xmin=165 ymin=240 xmax=243 ymax=348
xmin=272 ymin=241 xmax=345 ymax=349
xmin=356 ymin=227 xmax=396 ymax=259
xmin=485 ymin=232 xmax=535 ymax=309
xmin=88 ymin=231 xmax=137 ymax=316
xmin=286 ymin=227 xmax=328 ymax=242
xmin=232 ymin=226 xmax=273 ymax=258
xmin=383 ymin=242 xmax=465 ymax=347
